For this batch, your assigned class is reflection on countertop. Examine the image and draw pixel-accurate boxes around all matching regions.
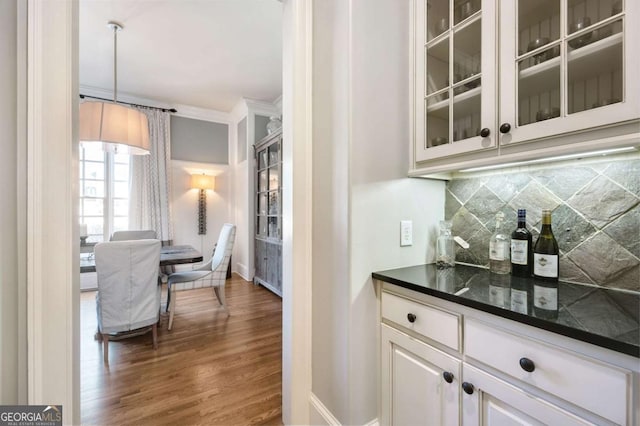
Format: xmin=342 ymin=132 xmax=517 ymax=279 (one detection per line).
xmin=373 ymin=263 xmax=639 ymax=358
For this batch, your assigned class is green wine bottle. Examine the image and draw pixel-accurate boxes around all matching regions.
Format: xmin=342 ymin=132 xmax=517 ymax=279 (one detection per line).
xmin=533 ymin=209 xmax=559 ymax=320
xmin=533 ymin=209 xmax=559 ymax=281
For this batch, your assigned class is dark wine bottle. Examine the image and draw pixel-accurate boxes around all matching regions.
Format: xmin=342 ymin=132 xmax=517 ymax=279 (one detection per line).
xmin=532 ymin=209 xmax=559 ymax=320
xmin=510 ymin=209 xmax=533 ymax=277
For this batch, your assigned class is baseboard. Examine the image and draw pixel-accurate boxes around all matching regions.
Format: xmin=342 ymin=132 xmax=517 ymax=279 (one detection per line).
xmin=364 ymin=418 xmax=379 ymax=426
xmin=308 ymin=393 xmax=379 ymax=426
xmin=234 ymin=262 xmax=251 ymax=281
xmin=309 ymin=393 xmax=340 ymax=426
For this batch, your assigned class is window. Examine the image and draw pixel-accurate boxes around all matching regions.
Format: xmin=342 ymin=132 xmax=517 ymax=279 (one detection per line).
xmin=79 ymin=146 xmax=130 ymax=242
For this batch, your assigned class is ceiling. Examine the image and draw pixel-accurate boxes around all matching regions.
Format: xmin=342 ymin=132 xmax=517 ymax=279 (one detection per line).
xmin=79 ymin=0 xmax=283 ymax=113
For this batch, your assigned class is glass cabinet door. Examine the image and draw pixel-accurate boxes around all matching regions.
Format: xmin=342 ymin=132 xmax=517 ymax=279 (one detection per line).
xmin=254 ymin=130 xmax=283 ymax=297
xmin=415 ymin=0 xmax=497 ymax=162
xmin=566 ymin=0 xmax=623 ymax=114
xmin=500 ymin=0 xmax=638 ymax=145
xmin=255 ymin=135 xmax=282 ymax=241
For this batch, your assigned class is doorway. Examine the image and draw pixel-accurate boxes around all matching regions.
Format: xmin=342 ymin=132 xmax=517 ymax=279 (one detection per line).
xmin=24 ymin=1 xmax=312 ymax=423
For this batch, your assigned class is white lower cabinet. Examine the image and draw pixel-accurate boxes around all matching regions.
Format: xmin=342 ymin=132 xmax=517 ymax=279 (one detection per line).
xmin=462 ymin=364 xmax=593 ymax=426
xmin=381 ymin=324 xmax=460 ymax=426
xmin=380 ymin=289 xmax=635 ymax=426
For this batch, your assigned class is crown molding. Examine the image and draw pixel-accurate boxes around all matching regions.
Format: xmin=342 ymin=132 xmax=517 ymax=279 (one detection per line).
xmin=229 ymin=98 xmax=249 ymax=122
xmin=273 ymin=94 xmax=283 ymax=112
xmin=244 ymin=98 xmax=281 ymax=117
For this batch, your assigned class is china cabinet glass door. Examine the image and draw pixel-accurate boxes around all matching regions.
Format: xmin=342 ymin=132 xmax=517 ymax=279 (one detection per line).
xmin=500 ymin=0 xmax=639 ymax=145
xmin=415 ymin=0 xmax=497 ymax=162
xmin=254 ymin=130 xmax=283 ymax=297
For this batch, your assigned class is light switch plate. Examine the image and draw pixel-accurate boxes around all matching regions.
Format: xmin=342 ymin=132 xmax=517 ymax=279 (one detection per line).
xmin=400 ymin=220 xmax=412 ymax=246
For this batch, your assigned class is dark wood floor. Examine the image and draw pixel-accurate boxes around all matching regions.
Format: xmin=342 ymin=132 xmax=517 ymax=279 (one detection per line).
xmin=81 ymin=275 xmax=283 ymax=426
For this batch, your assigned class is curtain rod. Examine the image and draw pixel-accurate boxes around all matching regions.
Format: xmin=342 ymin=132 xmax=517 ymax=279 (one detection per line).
xmin=79 ymin=94 xmax=178 ymax=113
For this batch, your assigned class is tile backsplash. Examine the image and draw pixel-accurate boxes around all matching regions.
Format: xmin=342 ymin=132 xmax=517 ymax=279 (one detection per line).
xmin=445 ymin=154 xmax=639 ymax=293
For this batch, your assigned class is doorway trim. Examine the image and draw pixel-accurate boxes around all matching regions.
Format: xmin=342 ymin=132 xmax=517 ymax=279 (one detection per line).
xmin=281 ymin=0 xmax=313 ymax=424
xmin=24 ymin=0 xmax=313 ymax=425
xmin=24 ymin=0 xmax=80 ymax=423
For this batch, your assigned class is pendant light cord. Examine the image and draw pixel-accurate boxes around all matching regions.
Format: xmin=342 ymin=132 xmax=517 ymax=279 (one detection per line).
xmin=82 ymin=21 xmax=177 ymax=113
xmin=113 ymin=24 xmax=118 ymax=103
xmin=107 ymin=21 xmax=122 ymax=103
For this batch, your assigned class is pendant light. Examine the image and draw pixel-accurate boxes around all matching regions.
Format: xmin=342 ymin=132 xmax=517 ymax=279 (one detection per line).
xmin=79 ymin=21 xmax=150 ymax=155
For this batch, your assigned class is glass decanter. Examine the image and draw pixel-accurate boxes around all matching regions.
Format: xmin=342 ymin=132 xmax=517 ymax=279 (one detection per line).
xmin=436 ymin=220 xmax=455 ymax=268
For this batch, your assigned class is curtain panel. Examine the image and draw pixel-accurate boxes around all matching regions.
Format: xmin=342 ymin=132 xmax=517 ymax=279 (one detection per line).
xmin=129 ymin=108 xmax=174 ymax=244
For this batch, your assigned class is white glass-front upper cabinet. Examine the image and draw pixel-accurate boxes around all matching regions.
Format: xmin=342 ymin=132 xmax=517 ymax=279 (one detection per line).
xmin=414 ymin=0 xmax=497 ymax=162
xmin=499 ymin=0 xmax=640 ymax=145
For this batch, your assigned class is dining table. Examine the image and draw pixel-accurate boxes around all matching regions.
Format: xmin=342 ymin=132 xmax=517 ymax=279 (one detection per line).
xmin=80 ymin=244 xmax=203 ymax=273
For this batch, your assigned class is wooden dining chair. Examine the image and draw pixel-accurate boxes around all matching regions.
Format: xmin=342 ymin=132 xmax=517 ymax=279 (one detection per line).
xmin=94 ymin=239 xmax=161 ymax=363
xmin=166 ymin=224 xmax=236 ymax=331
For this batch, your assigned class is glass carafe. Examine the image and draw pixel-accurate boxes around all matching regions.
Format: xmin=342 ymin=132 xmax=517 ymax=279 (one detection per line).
xmin=436 ymin=220 xmax=455 ymax=268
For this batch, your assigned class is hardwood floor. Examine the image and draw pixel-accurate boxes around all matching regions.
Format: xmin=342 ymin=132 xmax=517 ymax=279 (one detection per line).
xmin=81 ymin=275 xmax=283 ymax=426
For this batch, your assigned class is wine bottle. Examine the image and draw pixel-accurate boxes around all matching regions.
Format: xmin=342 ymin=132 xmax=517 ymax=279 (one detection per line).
xmin=533 ymin=209 xmax=559 ymax=320
xmin=533 ymin=209 xmax=559 ymax=281
xmin=511 ymin=209 xmax=533 ymax=277
xmin=489 ymin=212 xmax=511 ymax=274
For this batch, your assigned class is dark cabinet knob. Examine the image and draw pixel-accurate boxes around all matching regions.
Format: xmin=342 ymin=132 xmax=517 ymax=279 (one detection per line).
xmin=462 ymin=382 xmax=474 ymax=395
xmin=442 ymin=371 xmax=454 ymax=383
xmin=519 ymin=357 xmax=535 ymax=372
xmin=407 ymin=313 xmax=417 ymax=323
xmin=499 ymin=123 xmax=511 ymax=134
xmin=479 ymin=128 xmax=490 ymax=137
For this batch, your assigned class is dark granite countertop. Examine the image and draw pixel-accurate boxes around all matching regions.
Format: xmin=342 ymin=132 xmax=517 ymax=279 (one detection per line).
xmin=373 ymin=264 xmax=640 ymax=358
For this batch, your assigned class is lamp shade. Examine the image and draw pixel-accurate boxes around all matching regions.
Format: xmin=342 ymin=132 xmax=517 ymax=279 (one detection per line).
xmin=79 ymin=101 xmax=150 ymax=155
xmin=191 ymin=174 xmax=215 ymax=190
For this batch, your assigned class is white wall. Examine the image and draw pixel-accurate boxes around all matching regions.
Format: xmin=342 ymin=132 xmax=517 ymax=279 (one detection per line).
xmin=311 ymin=0 xmax=351 ymax=420
xmin=311 ymin=0 xmax=446 ymax=424
xmin=170 ymin=161 xmax=232 ymax=268
xmin=229 ymin=99 xmax=280 ymax=280
xmin=231 ymin=102 xmax=251 ymax=279
xmin=349 ymin=2 xmax=446 ymax=423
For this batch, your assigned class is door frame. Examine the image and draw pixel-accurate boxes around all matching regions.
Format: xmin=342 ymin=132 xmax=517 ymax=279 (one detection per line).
xmin=281 ymin=1 xmax=313 ymax=423
xmin=24 ymin=0 xmax=80 ymax=422
xmin=24 ymin=0 xmax=313 ymax=424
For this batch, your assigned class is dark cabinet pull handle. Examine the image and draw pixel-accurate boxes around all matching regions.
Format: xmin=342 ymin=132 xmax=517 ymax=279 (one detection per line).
xmin=462 ymin=382 xmax=474 ymax=395
xmin=519 ymin=357 xmax=535 ymax=372
xmin=499 ymin=123 xmax=511 ymax=134
xmin=479 ymin=128 xmax=490 ymax=137
xmin=407 ymin=313 xmax=417 ymax=323
xmin=442 ymin=371 xmax=454 ymax=383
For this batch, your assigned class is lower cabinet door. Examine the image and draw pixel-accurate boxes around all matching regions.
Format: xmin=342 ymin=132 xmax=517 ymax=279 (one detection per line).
xmin=461 ymin=364 xmax=594 ymax=426
xmin=381 ymin=324 xmax=460 ymax=426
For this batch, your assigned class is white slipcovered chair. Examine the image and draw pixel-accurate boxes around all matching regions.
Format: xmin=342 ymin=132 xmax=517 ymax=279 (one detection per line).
xmin=95 ymin=239 xmax=162 ymax=363
xmin=110 ymin=230 xmax=157 ymax=241
xmin=167 ymin=223 xmax=236 ymax=331
xmin=110 ymin=229 xmax=174 ymax=283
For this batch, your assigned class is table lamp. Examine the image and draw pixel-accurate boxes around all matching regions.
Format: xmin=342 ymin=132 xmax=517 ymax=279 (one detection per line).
xmin=80 ymin=223 xmax=88 ymax=244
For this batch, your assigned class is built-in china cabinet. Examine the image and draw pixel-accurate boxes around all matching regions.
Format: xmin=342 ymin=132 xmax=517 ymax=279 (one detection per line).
xmin=411 ymin=0 xmax=640 ymax=175
xmin=254 ymin=128 xmax=282 ymax=297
